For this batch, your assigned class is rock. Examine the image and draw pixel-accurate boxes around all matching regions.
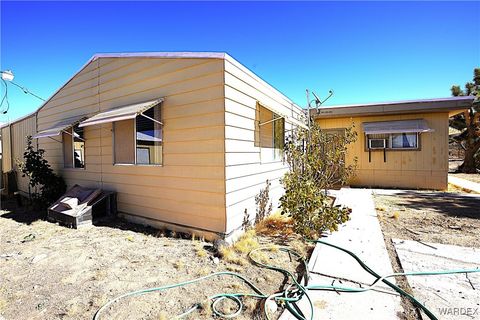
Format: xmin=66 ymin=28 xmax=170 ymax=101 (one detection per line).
xmin=265 ymin=299 xmax=278 ymax=314
xmin=213 ymin=239 xmax=228 ymax=254
xmin=212 ymin=257 xmax=220 ymax=265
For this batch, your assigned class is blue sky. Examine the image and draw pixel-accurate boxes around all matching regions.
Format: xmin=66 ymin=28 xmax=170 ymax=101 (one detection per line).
xmin=1 ymin=1 xmax=479 ymax=121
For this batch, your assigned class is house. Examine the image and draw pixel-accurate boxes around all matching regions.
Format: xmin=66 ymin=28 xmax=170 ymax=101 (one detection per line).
xmin=0 ymin=52 xmax=306 ymax=240
xmin=312 ymin=97 xmax=474 ymax=190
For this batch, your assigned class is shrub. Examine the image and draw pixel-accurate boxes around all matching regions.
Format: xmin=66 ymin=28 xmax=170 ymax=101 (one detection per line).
xmin=17 ymin=136 xmax=66 ymax=209
xmin=279 ymin=122 xmax=357 ymax=238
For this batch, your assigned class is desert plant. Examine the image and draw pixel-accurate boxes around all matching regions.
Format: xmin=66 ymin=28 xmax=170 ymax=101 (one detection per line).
xmin=17 ymin=136 xmax=66 ymax=209
xmin=255 ymin=180 xmax=273 ymax=224
xmin=280 ymin=122 xmax=357 ymax=238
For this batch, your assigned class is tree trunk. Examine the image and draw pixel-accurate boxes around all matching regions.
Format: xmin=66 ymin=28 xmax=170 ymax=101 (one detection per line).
xmin=459 ymin=147 xmax=478 ymax=173
xmin=457 ymin=108 xmax=479 ymax=173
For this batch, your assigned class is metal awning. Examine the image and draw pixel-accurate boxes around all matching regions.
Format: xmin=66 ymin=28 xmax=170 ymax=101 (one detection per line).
xmin=79 ymin=98 xmax=164 ymax=127
xmin=257 ymin=102 xmax=308 ymax=130
xmin=362 ymin=119 xmax=434 ymax=135
xmin=33 ymin=115 xmax=87 ymax=139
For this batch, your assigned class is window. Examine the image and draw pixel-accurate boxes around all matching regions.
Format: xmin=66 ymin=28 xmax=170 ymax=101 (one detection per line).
xmin=258 ymin=104 xmax=285 ymax=162
xmin=63 ymin=124 xmax=85 ymax=168
xmin=391 ymin=133 xmax=417 ymax=149
xmin=366 ymin=133 xmax=418 ymax=150
xmin=114 ymin=104 xmax=162 ymax=165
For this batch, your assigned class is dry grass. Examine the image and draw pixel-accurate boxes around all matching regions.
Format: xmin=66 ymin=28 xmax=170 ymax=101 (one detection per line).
xmin=196 ymin=266 xmax=211 ymax=277
xmin=255 ymin=212 xmax=294 ymax=237
xmin=448 ymin=183 xmax=478 ymax=194
xmin=391 ymin=211 xmax=400 ymax=220
xmin=219 ymin=247 xmax=248 ymax=266
xmin=194 ymin=242 xmax=208 ymax=258
xmin=233 ymin=230 xmax=259 ymax=253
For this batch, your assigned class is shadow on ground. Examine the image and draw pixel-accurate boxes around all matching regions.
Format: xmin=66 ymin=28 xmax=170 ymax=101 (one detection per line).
xmin=0 ymin=197 xmax=46 ymax=224
xmin=382 ymin=191 xmax=480 ymax=220
xmin=0 ymin=196 xmax=190 ymax=239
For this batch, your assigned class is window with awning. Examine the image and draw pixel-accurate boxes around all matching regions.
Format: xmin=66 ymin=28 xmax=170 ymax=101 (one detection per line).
xmin=78 ymin=98 xmax=164 ymax=128
xmin=363 ymin=119 xmax=433 ymax=151
xmin=32 ymin=115 xmax=87 ymax=169
xmin=362 ymin=119 xmax=433 ymax=135
xmin=32 ymin=115 xmax=88 ymax=139
xmin=79 ymin=98 xmax=163 ymax=165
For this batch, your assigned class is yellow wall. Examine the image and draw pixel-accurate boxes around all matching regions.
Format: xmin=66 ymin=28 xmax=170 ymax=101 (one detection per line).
xmin=36 ymin=57 xmax=227 ymax=239
xmin=316 ymin=112 xmax=449 ymax=190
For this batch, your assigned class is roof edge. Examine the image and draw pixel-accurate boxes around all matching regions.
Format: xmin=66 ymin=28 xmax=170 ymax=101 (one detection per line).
xmin=313 ymin=96 xmax=475 ymax=119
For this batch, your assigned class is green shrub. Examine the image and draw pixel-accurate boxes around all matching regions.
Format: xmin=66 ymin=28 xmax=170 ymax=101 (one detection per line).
xmin=17 ymin=136 xmax=66 ymax=209
xmin=280 ymin=122 xmax=357 ymax=238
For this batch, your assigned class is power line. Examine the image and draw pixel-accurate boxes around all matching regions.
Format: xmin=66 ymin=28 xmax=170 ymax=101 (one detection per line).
xmin=9 ymin=80 xmax=46 ymax=101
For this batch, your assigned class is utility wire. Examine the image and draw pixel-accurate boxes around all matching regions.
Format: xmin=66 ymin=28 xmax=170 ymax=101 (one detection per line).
xmin=0 ymin=78 xmax=10 ymax=114
xmin=9 ymin=81 xmax=46 ymax=101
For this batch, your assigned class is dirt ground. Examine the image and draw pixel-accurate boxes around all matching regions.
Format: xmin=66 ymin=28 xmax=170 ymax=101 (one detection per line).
xmin=374 ymin=191 xmax=480 ymax=248
xmin=448 ymin=159 xmax=480 ymax=183
xmin=0 ymin=200 xmax=311 ymax=320
xmin=373 ymin=190 xmax=480 ymax=320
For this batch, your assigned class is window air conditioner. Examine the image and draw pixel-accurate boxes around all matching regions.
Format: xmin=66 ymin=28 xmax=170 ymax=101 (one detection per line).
xmin=369 ymin=138 xmax=386 ymax=149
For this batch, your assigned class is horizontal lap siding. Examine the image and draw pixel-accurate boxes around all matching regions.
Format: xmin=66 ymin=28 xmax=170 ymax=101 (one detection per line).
xmin=316 ymin=112 xmax=449 ymax=189
xmin=1 ymin=126 xmax=12 ymax=172
xmin=223 ymin=59 xmax=302 ymax=234
xmin=10 ymin=115 xmax=37 ymax=194
xmin=37 ymin=57 xmax=226 ymax=234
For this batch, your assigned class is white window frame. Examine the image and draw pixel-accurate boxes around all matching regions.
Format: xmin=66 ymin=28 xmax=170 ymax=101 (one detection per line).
xmin=366 ymin=132 xmax=419 ymax=150
xmin=259 ymin=109 xmax=285 ymax=163
xmin=113 ymin=105 xmax=163 ymax=166
xmin=63 ymin=125 xmax=86 ymax=169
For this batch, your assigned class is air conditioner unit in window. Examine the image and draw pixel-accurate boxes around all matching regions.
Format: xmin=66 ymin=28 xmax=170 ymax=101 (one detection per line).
xmin=369 ymin=138 xmax=386 ymax=149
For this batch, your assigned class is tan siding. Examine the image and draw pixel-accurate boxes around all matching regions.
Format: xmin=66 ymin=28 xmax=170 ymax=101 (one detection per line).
xmin=37 ymin=57 xmax=227 ymax=234
xmin=1 ymin=126 xmax=12 ymax=172
xmin=223 ymin=58 xmax=302 ymax=234
xmin=10 ymin=115 xmax=37 ymax=193
xmin=316 ymin=112 xmax=449 ymax=189
xmin=0 ymin=115 xmax=38 ymax=194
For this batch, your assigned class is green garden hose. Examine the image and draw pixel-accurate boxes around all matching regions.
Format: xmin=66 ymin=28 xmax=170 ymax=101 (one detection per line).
xmin=93 ymin=241 xmax=480 ymax=320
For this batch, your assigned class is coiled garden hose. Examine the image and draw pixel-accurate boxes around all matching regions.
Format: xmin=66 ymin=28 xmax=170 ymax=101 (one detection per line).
xmin=93 ymin=241 xmax=480 ymax=320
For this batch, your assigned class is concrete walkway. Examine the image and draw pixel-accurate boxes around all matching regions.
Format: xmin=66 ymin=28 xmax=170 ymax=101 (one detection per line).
xmin=448 ymin=175 xmax=480 ymax=193
xmin=280 ymin=188 xmax=403 ymax=320
xmin=393 ymin=239 xmax=480 ymax=320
